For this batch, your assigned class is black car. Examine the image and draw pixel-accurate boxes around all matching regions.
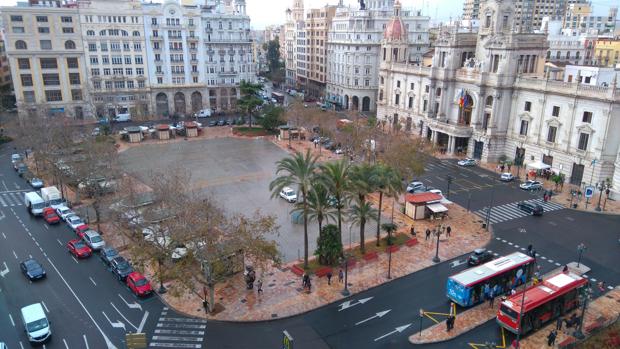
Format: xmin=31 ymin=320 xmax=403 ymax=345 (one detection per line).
xmin=208 ymin=120 xmax=218 ymax=127
xmin=217 ymin=119 xmax=226 ymax=126
xmin=110 ymin=256 xmax=134 ymax=281
xmin=226 ymin=119 xmax=234 ymax=126
xmin=99 ymin=247 xmax=120 ymax=267
xmin=517 ymin=202 xmax=544 ymax=216
xmin=467 ymin=248 xmax=494 ymax=266
xmin=20 ymin=258 xmax=46 ymax=281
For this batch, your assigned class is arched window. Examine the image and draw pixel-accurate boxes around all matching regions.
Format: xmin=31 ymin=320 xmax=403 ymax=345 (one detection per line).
xmin=87 ymin=30 xmax=95 ymax=36
xmin=121 ymin=30 xmax=128 ymax=36
xmin=99 ymin=30 xmax=107 ymax=36
xmin=485 ymin=96 xmax=493 ymax=107
xmin=15 ymin=40 xmax=27 ymax=50
xmin=132 ymin=31 xmax=140 ymax=37
xmin=65 ymin=40 xmax=76 ymax=49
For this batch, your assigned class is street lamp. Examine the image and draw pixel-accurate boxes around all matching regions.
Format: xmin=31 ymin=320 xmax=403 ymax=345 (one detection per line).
xmin=419 ymin=309 xmax=424 ymax=336
xmin=432 ymin=226 xmax=443 ymax=263
xmin=340 ymin=255 xmax=350 ymax=296
xmin=514 ymin=262 xmax=532 ymax=346
xmin=573 ymin=283 xmax=593 ymax=339
xmin=387 ymin=245 xmax=393 ymax=279
xmin=577 ymin=243 xmax=587 ymax=268
xmin=446 ymin=175 xmax=453 ymax=199
xmin=484 ymin=182 xmax=496 ymax=230
xmin=595 ymin=182 xmax=604 ymax=212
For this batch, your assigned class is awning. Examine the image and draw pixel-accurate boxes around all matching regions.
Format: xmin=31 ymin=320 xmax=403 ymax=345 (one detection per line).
xmin=427 ymin=203 xmax=448 ymax=213
xmin=526 ymin=161 xmax=551 ymax=170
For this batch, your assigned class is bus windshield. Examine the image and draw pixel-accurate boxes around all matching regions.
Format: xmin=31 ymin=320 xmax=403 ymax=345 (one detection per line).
xmin=500 ymin=304 xmax=519 ymax=322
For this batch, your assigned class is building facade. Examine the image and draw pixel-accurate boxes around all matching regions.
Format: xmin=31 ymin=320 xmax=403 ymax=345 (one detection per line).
xmin=379 ymin=0 xmax=620 ymax=198
xmin=303 ymin=5 xmax=337 ymax=98
xmin=463 ymin=0 xmax=481 ymax=21
xmin=326 ymin=0 xmax=430 ymax=112
xmin=543 ymin=19 xmax=597 ymax=66
xmin=594 ymin=38 xmax=620 ymax=67
xmin=1 ymin=3 xmax=91 ymax=119
xmin=563 ymin=4 xmax=618 ymax=35
xmin=284 ymin=0 xmax=304 ymax=88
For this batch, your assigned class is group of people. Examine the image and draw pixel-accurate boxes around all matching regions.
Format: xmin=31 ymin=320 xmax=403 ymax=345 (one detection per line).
xmin=416 ymin=225 xmax=452 ymax=241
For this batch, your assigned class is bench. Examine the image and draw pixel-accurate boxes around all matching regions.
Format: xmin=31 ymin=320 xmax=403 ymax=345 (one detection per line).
xmin=386 ymin=245 xmax=400 ymax=253
xmin=291 ymin=264 xmax=305 ymax=276
xmin=406 ymin=238 xmax=419 ymax=247
xmin=315 ymin=267 xmax=333 ymax=278
xmin=363 ymin=251 xmax=379 ymax=261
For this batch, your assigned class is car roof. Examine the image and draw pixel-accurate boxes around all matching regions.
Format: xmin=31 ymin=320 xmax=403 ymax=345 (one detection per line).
xmin=112 ymin=256 xmax=127 ymax=263
xmin=69 ymin=238 xmax=85 ymax=244
xmin=282 ymin=186 xmax=294 ymax=191
xmin=85 ymin=230 xmax=100 ymax=237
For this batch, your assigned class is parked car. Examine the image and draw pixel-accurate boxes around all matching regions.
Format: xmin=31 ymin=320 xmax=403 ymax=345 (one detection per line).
xmin=11 ymin=153 xmax=22 ymax=164
xmin=467 ymin=248 xmax=494 ymax=266
xmin=279 ymin=187 xmax=297 ymax=203
xmin=457 ymin=158 xmax=477 ymax=167
xmin=20 ymin=258 xmax=46 ymax=281
xmin=406 ymin=181 xmax=425 ymax=194
xmin=500 ymin=173 xmax=515 ymax=182
xmin=66 ymin=215 xmax=85 ymax=231
xmin=217 ymin=120 xmax=226 ymax=126
xmin=208 ymin=120 xmax=218 ymax=127
xmin=226 ymin=119 xmax=234 ymax=126
xmin=74 ymin=224 xmax=91 ymax=238
xmin=82 ymin=230 xmax=105 ymax=250
xmin=127 ymin=272 xmax=153 ymax=297
xmin=99 ymin=247 xmax=120 ymax=267
xmin=519 ymin=180 xmax=543 ymax=191
xmin=55 ymin=206 xmax=74 ymax=221
xmin=91 ymin=127 xmax=101 ymax=137
xmin=42 ymin=208 xmax=60 ymax=225
xmin=517 ymin=202 xmax=544 ymax=216
xmin=67 ymin=239 xmax=92 ymax=258
xmin=17 ymin=163 xmax=28 ymax=176
xmin=29 ymin=177 xmax=44 ymax=189
xmin=110 ymin=256 xmax=134 ymax=281
xmin=428 ymin=189 xmax=445 ymax=201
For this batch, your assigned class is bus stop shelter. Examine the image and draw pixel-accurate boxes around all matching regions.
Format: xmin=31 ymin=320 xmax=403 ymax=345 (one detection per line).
xmin=404 ymin=192 xmax=443 ymax=220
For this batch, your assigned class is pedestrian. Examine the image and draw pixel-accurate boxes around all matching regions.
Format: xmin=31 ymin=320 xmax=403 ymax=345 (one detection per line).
xmin=338 ymin=269 xmax=344 ymax=283
xmin=488 ymin=290 xmax=495 ymax=308
xmin=425 ymin=228 xmax=431 ymax=241
xmin=257 ymin=279 xmax=263 ymax=295
xmin=527 ymin=244 xmax=533 ymax=254
xmin=500 ymin=164 xmax=505 ymax=172
xmin=507 ymin=163 xmax=512 ymax=171
xmin=306 ymin=277 xmax=312 ymax=292
xmin=326 ymin=270 xmax=333 ymax=285
xmin=525 ymin=173 xmax=529 ymax=181
xmin=410 ymin=225 xmax=416 ymax=236
xmin=446 ymin=226 xmax=451 ymax=237
xmin=563 ymin=265 xmax=569 ymax=273
xmin=547 ymin=330 xmax=557 ymax=346
xmin=598 ymin=281 xmax=606 ymax=292
xmin=496 ymin=165 xmax=500 ymax=172
xmin=302 ymin=273 xmax=309 ymax=288
xmin=556 ymin=317 xmax=563 ymax=331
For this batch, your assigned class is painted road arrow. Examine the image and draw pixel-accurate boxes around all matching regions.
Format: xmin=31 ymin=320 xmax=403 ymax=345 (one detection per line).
xmin=0 ymin=261 xmax=9 ymax=278
xmin=102 ymin=311 xmax=126 ymax=330
xmin=355 ymin=310 xmax=391 ymax=325
xmin=118 ymin=293 xmax=142 ymax=311
xmin=338 ymin=297 xmax=373 ymax=311
xmin=373 ymin=323 xmax=412 ymax=342
xmin=450 ymin=259 xmax=467 ymax=268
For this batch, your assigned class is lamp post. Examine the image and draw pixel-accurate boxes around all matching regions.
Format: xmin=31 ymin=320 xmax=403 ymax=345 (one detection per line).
xmin=419 ymin=309 xmax=424 ymax=336
xmin=432 ymin=226 xmax=442 ymax=263
xmin=595 ymin=182 xmax=604 ymax=212
xmin=514 ymin=262 xmax=531 ymax=346
xmin=446 ymin=175 xmax=453 ymax=199
xmin=485 ymin=182 xmax=496 ymax=230
xmin=577 ymin=243 xmax=587 ymax=268
xmin=387 ymin=245 xmax=393 ymax=279
xmin=340 ymin=255 xmax=350 ymax=296
xmin=573 ymin=283 xmax=593 ymax=340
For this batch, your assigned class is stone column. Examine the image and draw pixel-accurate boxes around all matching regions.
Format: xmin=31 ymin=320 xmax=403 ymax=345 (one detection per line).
xmin=448 ymin=136 xmax=456 ymax=154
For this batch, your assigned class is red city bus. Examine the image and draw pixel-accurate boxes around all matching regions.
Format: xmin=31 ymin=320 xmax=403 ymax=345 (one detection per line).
xmin=497 ymin=271 xmax=588 ymax=335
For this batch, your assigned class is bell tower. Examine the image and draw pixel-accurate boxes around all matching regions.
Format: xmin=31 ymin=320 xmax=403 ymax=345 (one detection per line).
xmin=381 ymin=0 xmax=408 ymax=65
xmin=292 ymin=0 xmax=304 ymax=22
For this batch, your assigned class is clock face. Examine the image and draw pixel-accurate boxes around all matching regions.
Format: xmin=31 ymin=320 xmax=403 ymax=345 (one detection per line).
xmin=170 ymin=10 xmax=175 ymax=15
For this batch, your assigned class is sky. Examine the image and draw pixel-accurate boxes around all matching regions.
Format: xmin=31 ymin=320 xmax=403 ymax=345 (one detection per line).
xmin=0 ymin=0 xmax=616 ymax=29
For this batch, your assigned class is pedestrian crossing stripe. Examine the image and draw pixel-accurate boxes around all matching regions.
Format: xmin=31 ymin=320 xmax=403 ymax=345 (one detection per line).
xmin=150 ymin=314 xmax=206 ymax=349
xmin=0 ymin=192 xmax=25 ymax=207
xmin=475 ymin=199 xmax=564 ymax=225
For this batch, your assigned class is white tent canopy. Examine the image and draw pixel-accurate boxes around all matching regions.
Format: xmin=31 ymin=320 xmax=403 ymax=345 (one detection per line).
xmin=427 ymin=203 xmax=448 ymax=213
xmin=526 ymin=161 xmax=551 ymax=170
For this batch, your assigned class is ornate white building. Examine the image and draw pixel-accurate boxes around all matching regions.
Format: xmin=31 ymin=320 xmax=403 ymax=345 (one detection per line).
xmin=326 ymin=0 xmax=429 ymax=112
xmin=378 ymin=0 xmax=620 ymax=197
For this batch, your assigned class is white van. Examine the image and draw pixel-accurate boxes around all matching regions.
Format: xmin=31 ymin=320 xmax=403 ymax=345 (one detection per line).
xmin=113 ymin=113 xmax=131 ymax=122
xmin=21 ymin=303 xmax=51 ymax=344
xmin=24 ymin=192 xmax=46 ymax=216
xmin=196 ymin=109 xmax=212 ymax=118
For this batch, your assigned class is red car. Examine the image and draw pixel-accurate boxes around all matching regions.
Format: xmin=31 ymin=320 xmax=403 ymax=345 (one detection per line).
xmin=75 ymin=224 xmax=90 ymax=238
xmin=126 ymin=272 xmax=153 ymax=297
xmin=67 ymin=239 xmax=92 ymax=258
xmin=42 ymin=208 xmax=60 ymax=224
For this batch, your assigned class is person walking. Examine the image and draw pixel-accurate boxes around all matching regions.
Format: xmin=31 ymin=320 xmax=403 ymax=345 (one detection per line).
xmin=256 ymin=279 xmax=263 ymax=295
xmin=338 ymin=269 xmax=344 ymax=283
xmin=563 ymin=265 xmax=569 ymax=273
xmin=527 ymin=244 xmax=533 ymax=255
xmin=425 ymin=228 xmax=431 ymax=241
xmin=446 ymin=226 xmax=451 ymax=237
xmin=302 ymin=273 xmax=309 ymax=289
xmin=410 ymin=225 xmax=416 ymax=236
xmin=556 ymin=317 xmax=563 ymax=331
xmin=547 ymin=330 xmax=557 ymax=347
xmin=488 ymin=289 xmax=495 ymax=308
xmin=306 ymin=277 xmax=312 ymax=292
xmin=326 ymin=271 xmax=333 ymax=285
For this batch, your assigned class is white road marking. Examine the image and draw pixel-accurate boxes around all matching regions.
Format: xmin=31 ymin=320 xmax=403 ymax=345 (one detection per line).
xmin=548 ymin=259 xmax=554 ymax=263
xmin=63 ymin=338 xmax=69 ymax=349
xmin=43 ymin=224 xmax=49 ymax=230
xmin=41 ymin=301 xmax=49 ymax=313
xmin=57 ymin=239 xmax=63 ymax=246
xmin=83 ymin=335 xmax=90 ymax=349
xmin=496 ymin=237 xmax=501 ymax=240
xmin=102 ymin=311 xmax=126 ymax=330
xmin=19 ymin=342 xmax=24 ymax=349
xmin=508 ymin=242 xmax=513 ymax=246
xmin=609 ymin=286 xmax=614 ymax=290
xmin=541 ymin=256 xmax=547 ymax=260
xmin=2 ymin=180 xmax=8 ymax=191
xmin=1 ymin=232 xmax=5 ymax=239
xmin=591 ymin=278 xmax=597 ymax=282
xmin=110 ymin=302 xmax=138 ymax=331
xmin=555 ymin=263 xmax=561 ymax=266
xmin=9 ymin=313 xmax=15 ymax=326
xmin=118 ymin=294 xmax=142 ymax=310
xmin=137 ymin=311 xmax=149 ymax=333
xmin=514 ymin=245 xmax=519 ymax=248
xmin=72 ymin=256 xmax=79 ymax=264
xmin=89 ymin=277 xmax=97 ymax=286
xmin=12 ymin=250 xmax=17 ymax=259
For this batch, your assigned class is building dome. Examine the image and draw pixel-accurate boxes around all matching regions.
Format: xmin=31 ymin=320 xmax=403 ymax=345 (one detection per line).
xmin=383 ymin=0 xmax=407 ymax=42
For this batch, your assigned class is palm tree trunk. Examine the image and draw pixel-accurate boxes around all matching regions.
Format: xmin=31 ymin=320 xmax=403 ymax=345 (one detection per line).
xmin=337 ymin=195 xmax=343 ymax=245
xmin=376 ymin=191 xmax=383 ymax=246
xmin=391 ymin=196 xmax=396 ymax=223
xmin=318 ymin=217 xmax=323 ymax=237
xmin=303 ymin=195 xmax=309 ymax=269
xmin=360 ymin=218 xmax=366 ymax=255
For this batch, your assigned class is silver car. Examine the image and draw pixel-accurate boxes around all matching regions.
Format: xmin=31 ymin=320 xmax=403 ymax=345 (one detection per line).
xmin=82 ymin=230 xmax=105 ymax=250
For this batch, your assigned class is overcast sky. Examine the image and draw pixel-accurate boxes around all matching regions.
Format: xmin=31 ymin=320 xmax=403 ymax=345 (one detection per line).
xmin=0 ymin=0 xmax=616 ymax=29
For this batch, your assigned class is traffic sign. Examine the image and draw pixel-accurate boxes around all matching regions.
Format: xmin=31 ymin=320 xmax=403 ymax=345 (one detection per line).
xmin=584 ymin=186 xmax=594 ymax=198
xmin=126 ymin=333 xmax=147 ymax=349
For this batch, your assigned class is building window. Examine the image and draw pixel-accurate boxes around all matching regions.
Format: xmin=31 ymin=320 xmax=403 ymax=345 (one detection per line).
xmin=577 ymin=133 xmax=589 ymax=151
xmin=62 ymin=27 xmax=74 ymax=34
xmin=65 ymin=40 xmax=76 ymax=49
xmin=547 ymin=126 xmax=557 ymax=143
xmin=396 ymin=81 xmax=401 ymax=88
xmin=69 ymin=73 xmax=80 ymax=85
xmin=379 ymin=90 xmax=383 ymax=101
xmin=61 ymin=16 xmax=73 ymax=23
xmin=91 ymin=68 xmax=100 ymax=76
xmin=36 ymin=16 xmax=48 ymax=23
xmin=45 ymin=90 xmax=62 ymax=102
xmin=23 ymin=91 xmax=35 ymax=103
xmin=423 ymin=100 xmax=428 ymax=112
xmin=38 ymin=27 xmax=50 ymax=34
xmin=71 ymin=89 xmax=82 ymax=101
xmin=582 ymin=111 xmax=592 ymax=123
xmin=524 ymin=101 xmax=531 ymax=111
xmin=66 ymin=57 xmax=78 ymax=68
xmin=10 ymin=15 xmax=23 ymax=22
xmin=519 ymin=120 xmax=529 ymax=135
xmin=410 ymin=83 xmax=414 ymax=90
xmin=40 ymin=58 xmax=57 ymax=69
xmin=485 ymin=15 xmax=491 ymax=28
xmin=408 ymin=96 xmax=413 ymax=109
xmin=20 ymin=74 xmax=33 ymax=87
xmin=552 ymin=106 xmax=560 ymax=117
xmin=425 ymin=85 xmax=429 ymax=93
xmin=42 ymin=74 xmax=60 ymax=86
xmin=394 ymin=94 xmax=400 ymax=105
xmin=40 ymin=40 xmax=52 ymax=50
xmin=12 ymin=27 xmax=25 ymax=33
xmin=15 ymin=40 xmax=27 ymax=50
xmin=136 ymin=68 xmax=144 ymax=75
xmin=18 ymin=58 xmax=30 ymax=69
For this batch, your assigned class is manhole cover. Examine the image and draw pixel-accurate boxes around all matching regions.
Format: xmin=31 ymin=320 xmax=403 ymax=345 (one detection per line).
xmin=271 ymin=314 xmax=278 ymax=318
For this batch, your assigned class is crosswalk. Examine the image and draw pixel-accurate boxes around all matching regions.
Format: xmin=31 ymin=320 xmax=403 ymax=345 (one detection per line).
xmin=0 ymin=191 xmax=25 ymax=207
xmin=149 ymin=307 xmax=207 ymax=348
xmin=475 ymin=199 xmax=565 ymax=224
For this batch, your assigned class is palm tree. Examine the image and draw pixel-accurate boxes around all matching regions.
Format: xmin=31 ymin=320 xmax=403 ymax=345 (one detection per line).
xmin=269 ymin=150 xmax=318 ymax=269
xmin=319 ymin=159 xmax=351 ymax=245
xmin=372 ymin=164 xmax=403 ymax=246
xmin=238 ymin=80 xmax=263 ymax=128
xmin=348 ymin=163 xmax=378 ymax=254
xmin=348 ymin=201 xmax=378 ymax=255
xmin=292 ymin=183 xmax=336 ymax=236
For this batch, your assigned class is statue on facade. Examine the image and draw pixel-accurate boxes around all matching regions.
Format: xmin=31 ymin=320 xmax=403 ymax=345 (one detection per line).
xmin=359 ymin=0 xmax=366 ymax=10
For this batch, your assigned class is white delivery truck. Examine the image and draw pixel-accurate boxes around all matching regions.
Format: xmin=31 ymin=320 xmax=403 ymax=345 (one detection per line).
xmin=113 ymin=113 xmax=132 ymax=122
xmin=21 ymin=303 xmax=51 ymax=344
xmin=24 ymin=192 xmax=46 ymax=216
xmin=196 ymin=108 xmax=212 ymax=118
xmin=40 ymin=186 xmax=64 ymax=208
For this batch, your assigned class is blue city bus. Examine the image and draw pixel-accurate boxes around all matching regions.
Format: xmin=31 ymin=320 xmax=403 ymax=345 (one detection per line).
xmin=446 ymin=252 xmax=534 ymax=307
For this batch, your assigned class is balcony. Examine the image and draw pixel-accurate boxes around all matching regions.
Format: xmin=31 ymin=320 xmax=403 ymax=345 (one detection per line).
xmin=218 ymin=71 xmax=237 ymax=76
xmin=187 ymin=36 xmax=198 ymax=42
xmin=150 ymin=36 xmax=163 ymax=41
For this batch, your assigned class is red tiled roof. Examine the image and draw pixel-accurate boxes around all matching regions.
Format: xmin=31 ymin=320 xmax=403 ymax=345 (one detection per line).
xmin=405 ymin=192 xmax=442 ymax=204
